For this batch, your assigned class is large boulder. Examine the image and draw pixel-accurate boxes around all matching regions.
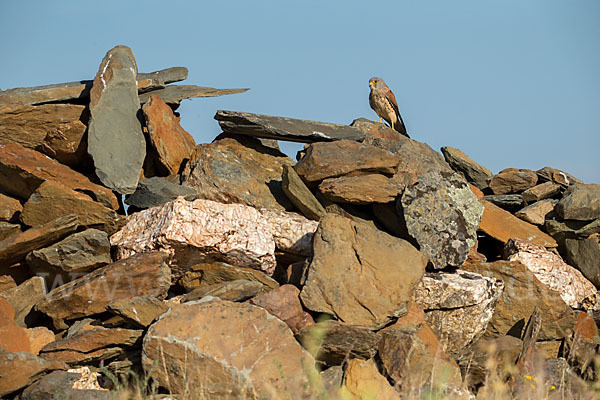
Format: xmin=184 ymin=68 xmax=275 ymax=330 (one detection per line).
xmin=441 ymin=146 xmax=492 ymax=190
xmin=565 ymin=235 xmax=600 ymax=288
xmin=488 ymin=168 xmax=538 ymax=194
xmin=556 ymin=184 xmax=600 ymax=221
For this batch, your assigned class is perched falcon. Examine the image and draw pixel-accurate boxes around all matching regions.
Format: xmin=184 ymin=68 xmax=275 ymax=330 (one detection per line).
xmin=368 ymin=77 xmax=408 ymax=137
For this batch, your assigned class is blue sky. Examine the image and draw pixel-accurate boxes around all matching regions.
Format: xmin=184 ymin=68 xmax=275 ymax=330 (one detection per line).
xmin=1 ymin=1 xmax=599 ymax=184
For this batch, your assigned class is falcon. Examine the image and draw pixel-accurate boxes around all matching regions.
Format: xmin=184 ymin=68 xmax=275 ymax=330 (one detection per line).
xmin=368 ymin=77 xmax=408 ymax=137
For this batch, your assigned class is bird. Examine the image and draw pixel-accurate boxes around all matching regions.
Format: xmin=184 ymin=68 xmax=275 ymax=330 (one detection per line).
xmin=368 ymin=77 xmax=408 ymax=137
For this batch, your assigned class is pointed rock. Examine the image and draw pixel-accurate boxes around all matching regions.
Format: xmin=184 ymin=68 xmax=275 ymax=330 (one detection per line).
xmin=441 ymin=146 xmax=492 ymax=190
xmin=281 ymin=164 xmax=326 ymax=220
xmin=87 ymin=45 xmax=145 ymax=194
xmin=140 ymin=86 xmax=249 ymax=107
xmin=0 ymin=276 xmax=46 ymax=328
xmin=515 ymin=199 xmax=557 ymax=226
xmin=0 ymin=193 xmax=21 ymax=222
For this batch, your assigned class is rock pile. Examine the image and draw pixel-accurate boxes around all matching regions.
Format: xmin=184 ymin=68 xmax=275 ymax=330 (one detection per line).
xmin=0 ymin=45 xmax=599 ymax=399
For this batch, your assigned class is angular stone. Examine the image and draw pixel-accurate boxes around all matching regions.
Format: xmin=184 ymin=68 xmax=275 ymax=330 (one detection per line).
xmin=142 ymin=94 xmax=196 ymax=175
xmin=26 ymin=327 xmax=55 ymax=355
xmin=0 ymin=193 xmax=22 ymax=222
xmin=249 ymin=284 xmax=313 ymax=334
xmin=0 ymin=142 xmax=118 ymax=209
xmin=488 ymin=168 xmax=538 ymax=194
xmin=182 ymin=279 xmax=263 ymax=302
xmin=215 ymin=109 xmax=365 ymax=143
xmin=143 ymin=298 xmax=318 ymax=398
xmin=259 ymin=208 xmax=317 ymax=257
xmin=342 ymin=358 xmax=400 ymax=400
xmin=320 ymin=366 xmax=344 ymax=397
xmin=36 ymin=251 xmax=171 ymax=330
xmin=0 ymin=214 xmax=78 ymax=269
xmin=0 ymin=351 xmax=67 ymax=397
xmin=521 ymin=182 xmax=562 ymax=204
xmin=300 ymin=214 xmax=427 ymax=327
xmin=26 ymin=229 xmax=111 ymax=287
xmin=181 ymin=135 xmax=295 ymax=210
xmin=556 ymin=184 xmax=600 ymax=221
xmin=536 ymin=166 xmax=582 ymax=187
xmin=0 ymin=276 xmax=45 ymax=327
xmin=0 ymin=104 xmax=87 ymax=166
xmin=441 ymin=146 xmax=493 ymax=190
xmin=545 ymin=215 xmax=600 ymax=246
xmin=482 ymin=194 xmax=525 ymax=212
xmin=401 ymin=171 xmax=483 ymax=269
xmin=177 ymin=262 xmax=279 ymax=293
xmin=297 ymin=320 xmax=380 ymax=365
xmin=107 ymin=296 xmax=169 ymax=328
xmin=478 ymin=200 xmax=557 ymax=247
xmin=124 ymin=176 xmax=197 ymax=210
xmin=0 ymin=298 xmax=31 ymax=353
xmin=318 ymin=173 xmax=405 ymax=204
xmin=140 ymin=85 xmax=249 ymax=107
xmin=461 ymin=261 xmax=576 ymax=340
xmin=111 ymin=198 xmax=277 ymax=277
xmin=413 ymin=270 xmax=504 ymax=355
xmin=281 ymin=164 xmax=326 ymax=220
xmin=20 ymin=180 xmax=121 ymax=233
xmin=504 ymin=238 xmax=597 ymax=309
xmin=515 ymin=199 xmax=557 ymax=226
xmin=351 ymin=117 xmax=407 ymax=140
xmin=19 ymin=369 xmax=112 ymax=400
xmin=0 ymin=275 xmax=16 ymax=293
xmin=87 ymin=45 xmax=145 ymax=194
xmin=0 ymin=221 xmax=21 ymax=242
xmin=565 ymin=236 xmax=600 ymax=288
xmin=294 ymin=140 xmax=399 ymax=183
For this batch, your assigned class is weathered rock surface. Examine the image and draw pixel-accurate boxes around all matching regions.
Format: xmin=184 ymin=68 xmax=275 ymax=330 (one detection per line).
xmin=504 ymin=238 xmax=597 ymax=309
xmin=401 ymin=171 xmax=483 ymax=269
xmin=536 ymin=166 xmax=582 ymax=187
xmin=25 ymin=327 xmax=55 ymax=355
xmin=488 ymin=168 xmax=538 ymax=194
xmin=565 ymin=235 xmax=600 ymax=288
xmin=249 ymin=284 xmax=313 ymax=334
xmin=142 ymin=94 xmax=196 ymax=175
xmin=139 ymin=85 xmax=249 ymax=106
xmin=478 ymin=200 xmax=557 ymax=247
xmin=0 ymin=142 xmax=118 ymax=209
xmin=0 ymin=298 xmax=31 ymax=353
xmin=0 ymin=214 xmax=78 ymax=267
xmin=515 ymin=198 xmax=557 ymax=226
xmin=441 ymin=146 xmax=492 ymax=190
xmin=259 ymin=208 xmax=317 ymax=256
xmin=351 ymin=117 xmax=407 ymax=140
xmin=413 ymin=270 xmax=504 ymax=355
xmin=342 ymin=358 xmax=400 ymax=400
xmin=124 ymin=176 xmax=196 ymax=210
xmin=521 ymin=182 xmax=562 ymax=204
xmin=20 ymin=180 xmax=121 ymax=233
xmin=294 ymin=140 xmax=399 ymax=183
xmin=318 ymin=173 xmax=404 ymax=204
xmin=87 ymin=45 xmax=145 ymax=194
xmin=182 ymin=279 xmax=263 ymax=302
xmin=0 ymin=193 xmax=21 ymax=222
xmin=19 ymin=368 xmax=111 ymax=400
xmin=36 ymin=251 xmax=171 ymax=330
xmin=556 ymin=184 xmax=600 ymax=221
xmin=0 ymin=221 xmax=21 ymax=242
xmin=181 ymin=135 xmax=295 ymax=210
xmin=107 ymin=295 xmax=169 ymax=328
xmin=300 ymin=214 xmax=427 ymax=327
xmin=482 ymin=194 xmax=525 ymax=212
xmin=461 ymin=260 xmax=576 ymax=340
xmin=0 ymin=276 xmax=46 ymax=327
xmin=281 ymin=164 xmax=326 ymax=220
xmin=143 ymin=298 xmax=318 ymax=399
xmin=26 ymin=229 xmax=111 ymax=288
xmin=0 ymin=351 xmax=67 ymax=397
xmin=0 ymin=275 xmax=16 ymax=293
xmin=177 ymin=261 xmax=279 ymax=293
xmin=215 ymin=109 xmax=366 ymax=143
xmin=111 ymin=197 xmax=277 ymax=277
xmin=0 ymin=104 xmax=87 ymax=166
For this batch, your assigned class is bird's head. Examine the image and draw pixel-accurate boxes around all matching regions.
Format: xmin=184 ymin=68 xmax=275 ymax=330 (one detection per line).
xmin=369 ymin=77 xmax=385 ymax=90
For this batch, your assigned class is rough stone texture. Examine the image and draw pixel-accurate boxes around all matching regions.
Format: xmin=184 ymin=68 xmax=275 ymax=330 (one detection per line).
xmin=482 ymin=194 xmax=525 ymax=212
xmin=124 ymin=176 xmax=197 ymax=210
xmin=20 ymin=180 xmax=121 ymax=233
xmin=0 ymin=298 xmax=31 ymax=353
xmin=318 ymin=173 xmax=404 ymax=204
xmin=0 ymin=276 xmax=46 ymax=328
xmin=295 ymin=140 xmax=399 ymax=183
xmin=515 ymin=198 xmax=557 ymax=226
xmin=504 ymin=238 xmax=597 ymax=309
xmin=478 ymin=200 xmax=557 ymax=247
xmin=350 ymin=117 xmax=406 ymax=141
xmin=536 ymin=166 xmax=582 ymax=187
xmin=413 ymin=270 xmax=504 ymax=355
xmin=441 ymin=146 xmax=493 ymax=190
xmin=25 ymin=327 xmax=55 ymax=355
xmin=0 ymin=104 xmax=87 ymax=166
xmin=215 ymin=109 xmax=366 ymax=143
xmin=521 ymin=182 xmax=562 ymax=204
xmin=545 ymin=215 xmax=600 ymax=247
xmin=259 ymin=208 xmax=317 ymax=256
xmin=342 ymin=358 xmax=400 ymax=400
xmin=249 ymin=284 xmax=313 ymax=334
xmin=0 ymin=214 xmax=78 ymax=269
xmin=36 ymin=251 xmax=171 ymax=330
xmin=87 ymin=45 xmax=145 ymax=194
xmin=0 ymin=142 xmax=118 ymax=209
xmin=0 ymin=193 xmax=22 ymax=222
xmin=461 ymin=260 xmax=576 ymax=340
xmin=488 ymin=168 xmax=539 ymax=194
xmin=556 ymin=184 xmax=600 ymax=221
xmin=181 ymin=135 xmax=295 ymax=210
xmin=182 ymin=279 xmax=264 ymax=302
xmin=19 ymin=368 xmax=112 ymax=400
xmin=107 ymin=296 xmax=169 ymax=328
xmin=0 ymin=275 xmax=16 ymax=293
xmin=296 ymin=320 xmax=380 ymax=365
xmin=281 ymin=164 xmax=326 ymax=220
xmin=26 ymin=229 xmax=111 ymax=288
xmin=139 ymin=85 xmax=249 ymax=106
xmin=0 ymin=351 xmax=67 ymax=397
xmin=0 ymin=221 xmax=21 ymax=242
xmin=142 ymin=94 xmax=196 ymax=175
xmin=300 ymin=214 xmax=427 ymax=327
xmin=142 ymin=298 xmax=318 ymax=399
xmin=111 ymin=197 xmax=277 ymax=277
xmin=565 ymin=235 xmax=600 ymax=288
xmin=400 ymin=171 xmax=483 ymax=269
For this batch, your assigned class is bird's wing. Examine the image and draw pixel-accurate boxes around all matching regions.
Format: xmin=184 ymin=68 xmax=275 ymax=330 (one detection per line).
xmin=384 ymin=86 xmax=401 ymax=117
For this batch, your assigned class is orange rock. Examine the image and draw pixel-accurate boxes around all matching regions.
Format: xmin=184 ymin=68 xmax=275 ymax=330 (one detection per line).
xmin=469 ymin=183 xmax=484 ymax=200
xmin=0 ymin=298 xmax=31 ymax=353
xmin=26 ymin=327 xmax=55 ymax=355
xmin=574 ymin=312 xmax=599 ymax=344
xmin=250 ymin=284 xmax=314 ymax=333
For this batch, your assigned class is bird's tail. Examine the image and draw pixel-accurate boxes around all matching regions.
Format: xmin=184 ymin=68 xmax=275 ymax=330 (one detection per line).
xmin=395 ymin=116 xmax=409 ymax=138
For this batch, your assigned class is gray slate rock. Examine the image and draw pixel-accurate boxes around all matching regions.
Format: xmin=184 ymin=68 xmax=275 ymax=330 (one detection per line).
xmin=556 ymin=184 xmax=600 ymax=221
xmin=125 ymin=176 xmax=197 ymax=210
xmin=281 ymin=164 xmax=326 ymax=220
xmin=20 ymin=370 xmax=112 ymax=400
xmin=565 ymin=236 xmax=600 ymax=288
xmin=440 ymin=146 xmax=492 ymax=190
xmin=482 ymin=194 xmax=524 ymax=212
xmin=140 ymin=86 xmax=249 ymax=107
xmin=545 ymin=215 xmax=600 ymax=248
xmin=400 ymin=171 xmax=484 ymax=269
xmin=87 ymin=45 xmax=145 ymax=194
xmin=215 ymin=110 xmax=366 ymax=143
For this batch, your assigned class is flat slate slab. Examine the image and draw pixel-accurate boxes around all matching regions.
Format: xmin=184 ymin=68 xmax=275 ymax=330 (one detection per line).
xmin=215 ymin=110 xmax=366 ymax=143
xmin=139 ymin=85 xmax=249 ymax=106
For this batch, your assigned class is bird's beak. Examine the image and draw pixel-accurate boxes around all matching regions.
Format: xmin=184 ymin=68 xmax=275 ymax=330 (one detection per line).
xmin=369 ymin=82 xmax=374 ymax=88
